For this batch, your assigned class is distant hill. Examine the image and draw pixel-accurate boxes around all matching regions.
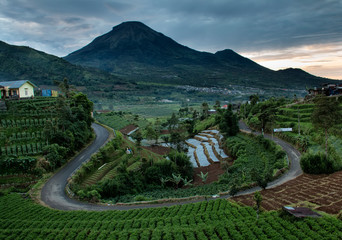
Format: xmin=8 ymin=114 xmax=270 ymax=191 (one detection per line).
xmin=0 ymin=41 xmax=121 ymax=87
xmin=65 ymin=21 xmax=332 ymax=88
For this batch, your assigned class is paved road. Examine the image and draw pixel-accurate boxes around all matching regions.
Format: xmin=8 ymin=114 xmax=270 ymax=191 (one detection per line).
xmin=41 ymin=121 xmax=302 ymax=211
xmin=41 ymin=123 xmax=111 ymax=210
xmin=224 ymin=121 xmax=303 ymax=197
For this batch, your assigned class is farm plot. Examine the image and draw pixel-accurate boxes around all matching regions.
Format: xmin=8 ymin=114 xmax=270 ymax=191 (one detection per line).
xmin=186 ymin=130 xmax=228 ymax=167
xmin=232 ymin=170 xmax=342 ymax=214
xmin=1 ymin=194 xmax=342 ymax=240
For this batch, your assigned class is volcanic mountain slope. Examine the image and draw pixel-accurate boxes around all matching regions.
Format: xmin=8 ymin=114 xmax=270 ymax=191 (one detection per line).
xmin=0 ymin=40 xmax=120 ymax=87
xmin=65 ymin=21 xmax=331 ymax=88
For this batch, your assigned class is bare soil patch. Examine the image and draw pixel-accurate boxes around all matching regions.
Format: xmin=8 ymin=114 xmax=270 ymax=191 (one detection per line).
xmin=192 ymin=162 xmax=225 ymax=186
xmin=142 ymin=145 xmax=171 ymax=155
xmin=120 ymin=124 xmax=138 ymax=135
xmin=232 ymin=170 xmax=342 ymax=214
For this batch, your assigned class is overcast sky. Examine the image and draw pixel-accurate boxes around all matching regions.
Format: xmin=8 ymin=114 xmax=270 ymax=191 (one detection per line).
xmin=1 ymin=0 xmax=341 ymax=79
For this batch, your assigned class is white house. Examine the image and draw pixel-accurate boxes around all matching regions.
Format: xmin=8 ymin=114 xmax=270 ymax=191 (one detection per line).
xmin=0 ymin=80 xmax=37 ymax=99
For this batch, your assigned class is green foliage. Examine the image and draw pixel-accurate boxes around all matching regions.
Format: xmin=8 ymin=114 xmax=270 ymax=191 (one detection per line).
xmin=0 ymin=40 xmax=120 ymax=86
xmin=197 ymin=171 xmax=209 ymax=184
xmin=254 ymin=191 xmax=263 ymax=219
xmin=2 ymin=194 xmax=342 ymax=240
xmin=219 ymin=134 xmax=286 ymax=190
xmin=1 ymin=92 xmax=93 ymax=175
xmin=194 ymin=115 xmax=216 ymax=132
xmin=312 ymin=96 xmax=341 ymax=131
xmin=0 ymin=156 xmax=37 ymax=174
xmin=42 ymin=144 xmax=67 ymax=170
xmin=243 ymin=96 xmax=342 ymax=173
xmin=73 ymin=135 xmax=193 ymax=200
xmin=95 ymin=111 xmax=149 ymax=131
xmin=243 ymin=97 xmax=288 ymax=131
xmin=217 ymin=107 xmax=239 ymax=137
xmin=300 ymin=151 xmax=334 ymax=174
xmin=312 ymin=96 xmax=342 ymax=156
xmin=168 ymin=151 xmax=193 ymax=180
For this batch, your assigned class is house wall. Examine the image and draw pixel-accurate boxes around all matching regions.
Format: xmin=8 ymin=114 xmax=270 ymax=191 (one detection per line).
xmin=19 ymin=82 xmax=34 ymax=98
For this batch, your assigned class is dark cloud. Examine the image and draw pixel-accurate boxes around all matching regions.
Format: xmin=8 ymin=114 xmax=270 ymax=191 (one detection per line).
xmin=0 ymin=0 xmax=341 ymax=78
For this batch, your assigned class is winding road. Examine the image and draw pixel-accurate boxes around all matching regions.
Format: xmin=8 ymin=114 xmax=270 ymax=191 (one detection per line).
xmin=41 ymin=122 xmax=302 ymax=211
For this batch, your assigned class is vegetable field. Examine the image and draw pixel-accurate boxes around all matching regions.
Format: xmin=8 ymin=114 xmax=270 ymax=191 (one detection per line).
xmin=0 ymin=97 xmax=57 ymax=156
xmin=1 ymin=194 xmax=342 ymax=239
xmin=233 ymin=170 xmax=342 ymax=215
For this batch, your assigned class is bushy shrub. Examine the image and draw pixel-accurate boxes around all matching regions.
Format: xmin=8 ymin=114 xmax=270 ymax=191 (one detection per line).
xmin=300 ymin=151 xmax=334 ymax=174
xmin=0 ymin=156 xmax=37 ymax=174
xmin=42 ymin=144 xmax=67 ymax=170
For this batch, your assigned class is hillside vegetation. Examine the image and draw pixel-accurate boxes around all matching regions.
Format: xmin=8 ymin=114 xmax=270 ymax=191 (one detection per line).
xmin=0 ymin=90 xmax=94 ymax=191
xmin=0 ymin=40 xmax=121 ymax=87
xmin=1 ymin=194 xmax=342 ymax=239
xmin=64 ymin=21 xmax=331 ymax=89
xmin=240 ymin=95 xmax=342 ymax=174
xmin=71 ymin=104 xmax=288 ymax=203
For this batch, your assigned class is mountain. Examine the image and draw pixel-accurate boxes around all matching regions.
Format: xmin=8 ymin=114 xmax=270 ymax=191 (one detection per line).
xmin=0 ymin=40 xmax=120 ymax=87
xmin=65 ymin=21 xmax=331 ymax=88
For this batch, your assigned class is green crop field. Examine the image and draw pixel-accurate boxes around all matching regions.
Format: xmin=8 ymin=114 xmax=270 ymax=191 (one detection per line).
xmin=0 ymin=97 xmax=58 ymax=157
xmin=1 ymin=194 xmax=342 ymax=240
xmin=95 ymin=112 xmax=150 ymax=130
xmin=275 ymin=102 xmax=342 ymax=154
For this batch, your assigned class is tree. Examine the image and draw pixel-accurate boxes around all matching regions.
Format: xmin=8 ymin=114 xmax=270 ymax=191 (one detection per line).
xmin=214 ymin=100 xmax=221 ymax=110
xmin=253 ymin=191 xmax=263 ymax=220
xmin=258 ymin=100 xmax=277 ymax=132
xmin=144 ymin=124 xmax=157 ymax=144
xmin=312 ymin=96 xmax=342 ymax=157
xmin=168 ymin=113 xmax=179 ymax=131
xmin=218 ymin=107 xmax=239 ymax=137
xmin=43 ymin=144 xmax=67 ymax=170
xmin=153 ymin=118 xmax=162 ymax=144
xmin=161 ymin=135 xmax=169 ymax=146
xmin=201 ymin=102 xmax=209 ymax=119
xmin=169 ymin=151 xmax=193 ymax=179
xmin=192 ymin=110 xmax=199 ymax=120
xmin=55 ymin=78 xmax=71 ymax=98
xmin=133 ymin=130 xmax=143 ymax=150
xmin=250 ymin=94 xmax=259 ymax=105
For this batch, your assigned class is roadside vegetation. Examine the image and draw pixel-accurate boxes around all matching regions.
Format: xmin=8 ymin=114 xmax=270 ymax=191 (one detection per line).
xmin=0 ymin=80 xmax=94 ymax=193
xmin=240 ymin=94 xmax=342 ymax=174
xmin=219 ymin=133 xmax=287 ymax=192
xmin=71 ymin=101 xmax=287 ymax=203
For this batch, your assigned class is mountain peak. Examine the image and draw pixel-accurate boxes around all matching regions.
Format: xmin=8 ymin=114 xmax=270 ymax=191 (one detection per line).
xmin=64 ymin=21 xmax=331 ymax=87
xmin=112 ymin=21 xmax=148 ymax=30
xmin=65 ymin=21 xmax=196 ymax=71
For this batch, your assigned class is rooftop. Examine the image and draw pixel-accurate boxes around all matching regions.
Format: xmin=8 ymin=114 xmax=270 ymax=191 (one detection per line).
xmin=0 ymin=80 xmax=37 ymax=89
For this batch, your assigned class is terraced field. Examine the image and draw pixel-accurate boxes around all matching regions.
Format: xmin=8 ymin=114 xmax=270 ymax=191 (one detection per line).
xmin=233 ymin=170 xmax=342 ymax=214
xmin=186 ymin=130 xmax=229 ymax=167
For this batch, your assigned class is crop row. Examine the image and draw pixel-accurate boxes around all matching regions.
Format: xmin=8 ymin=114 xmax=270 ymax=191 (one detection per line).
xmin=1 ymin=130 xmax=46 ymax=141
xmin=0 ymin=142 xmax=47 ymax=156
xmin=1 ymin=118 xmax=56 ymax=128
xmin=1 ymin=194 xmax=342 ymax=240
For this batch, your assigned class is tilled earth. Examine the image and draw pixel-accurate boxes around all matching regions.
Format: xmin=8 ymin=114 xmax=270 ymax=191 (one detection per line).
xmin=232 ymin=171 xmax=342 ymax=214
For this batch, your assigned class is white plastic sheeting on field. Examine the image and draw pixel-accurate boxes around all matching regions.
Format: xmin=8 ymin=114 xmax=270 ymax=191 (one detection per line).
xmin=186 ymin=129 xmax=228 ymax=167
xmin=211 ymin=138 xmax=229 ymax=158
xmin=202 ymin=142 xmax=219 ymax=162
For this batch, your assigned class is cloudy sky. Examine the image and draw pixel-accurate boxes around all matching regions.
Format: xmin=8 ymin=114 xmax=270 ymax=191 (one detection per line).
xmin=1 ymin=0 xmax=341 ymax=79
